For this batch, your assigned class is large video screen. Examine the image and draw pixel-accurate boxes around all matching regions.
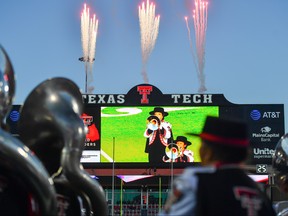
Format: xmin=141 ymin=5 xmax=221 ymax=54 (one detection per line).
xmin=98 ymin=106 xmax=218 ymax=163
xmin=7 ymin=84 xmax=285 ymax=169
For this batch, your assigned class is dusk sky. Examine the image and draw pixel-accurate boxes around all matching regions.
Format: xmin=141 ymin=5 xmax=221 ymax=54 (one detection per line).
xmin=0 ymin=0 xmax=288 ymax=128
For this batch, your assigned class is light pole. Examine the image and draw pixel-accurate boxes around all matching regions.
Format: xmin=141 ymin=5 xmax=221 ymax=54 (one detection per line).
xmin=167 ymin=143 xmax=178 ymax=190
xmin=112 ymin=137 xmax=115 ymax=216
xmin=78 ymin=57 xmax=95 ymax=93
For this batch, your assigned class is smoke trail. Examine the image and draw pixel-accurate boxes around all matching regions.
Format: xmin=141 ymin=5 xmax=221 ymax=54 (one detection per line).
xmin=185 ymin=17 xmax=199 ymax=77
xmin=138 ymin=0 xmax=160 ymax=83
xmin=185 ymin=0 xmax=208 ymax=93
xmin=80 ymin=3 xmax=99 ymax=93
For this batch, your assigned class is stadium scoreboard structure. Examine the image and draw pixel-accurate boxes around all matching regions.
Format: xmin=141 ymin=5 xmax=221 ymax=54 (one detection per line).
xmin=7 ymin=84 xmax=285 ymax=171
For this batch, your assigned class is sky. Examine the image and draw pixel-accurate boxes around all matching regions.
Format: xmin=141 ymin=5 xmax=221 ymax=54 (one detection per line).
xmin=0 ymin=0 xmax=288 ymax=128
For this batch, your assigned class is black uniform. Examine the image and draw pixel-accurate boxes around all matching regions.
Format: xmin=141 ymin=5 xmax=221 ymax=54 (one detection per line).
xmin=196 ymin=166 xmax=275 ymax=216
xmin=160 ymin=165 xmax=276 ymax=216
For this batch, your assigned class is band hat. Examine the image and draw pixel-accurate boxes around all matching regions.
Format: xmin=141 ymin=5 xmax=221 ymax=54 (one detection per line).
xmin=187 ymin=116 xmax=249 ymax=148
xmin=175 ymin=136 xmax=192 ymax=146
xmin=149 ymin=107 xmax=168 ymax=117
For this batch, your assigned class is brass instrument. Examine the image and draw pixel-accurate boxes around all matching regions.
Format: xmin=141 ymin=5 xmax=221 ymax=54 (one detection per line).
xmin=0 ymin=45 xmax=58 ymax=215
xmin=146 ymin=115 xmax=161 ymax=131
xmin=165 ymin=143 xmax=180 ymax=160
xmin=272 ymin=134 xmax=288 ymax=192
xmin=18 ymin=77 xmax=108 ymax=215
xmin=0 ymin=45 xmax=15 ymax=125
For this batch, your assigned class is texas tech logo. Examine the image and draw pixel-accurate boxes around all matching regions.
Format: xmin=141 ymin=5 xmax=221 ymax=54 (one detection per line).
xmin=137 ymin=86 xmax=152 ymax=104
xmin=234 ymin=187 xmax=262 ymax=216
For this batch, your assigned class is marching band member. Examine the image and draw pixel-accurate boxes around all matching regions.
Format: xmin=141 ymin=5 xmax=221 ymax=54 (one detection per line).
xmin=144 ymin=107 xmax=173 ymax=163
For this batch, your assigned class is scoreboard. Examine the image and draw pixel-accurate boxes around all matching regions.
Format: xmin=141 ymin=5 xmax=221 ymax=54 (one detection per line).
xmin=7 ymin=84 xmax=285 ymax=169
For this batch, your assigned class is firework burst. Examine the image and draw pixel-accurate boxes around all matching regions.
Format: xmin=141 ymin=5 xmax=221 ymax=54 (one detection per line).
xmin=185 ymin=0 xmax=208 ymax=93
xmin=80 ymin=3 xmax=99 ymax=93
xmin=138 ymin=0 xmax=160 ymax=83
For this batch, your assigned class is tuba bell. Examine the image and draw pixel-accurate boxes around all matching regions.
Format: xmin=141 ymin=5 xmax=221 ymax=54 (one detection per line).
xmin=0 ymin=45 xmax=15 ymax=127
xmin=0 ymin=45 xmax=58 ymax=215
xmin=18 ymin=77 xmax=108 ymax=216
xmin=272 ymin=133 xmax=288 ymax=193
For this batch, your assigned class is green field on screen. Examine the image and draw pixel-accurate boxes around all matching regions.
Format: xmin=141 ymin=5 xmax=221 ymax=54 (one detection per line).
xmin=100 ymin=106 xmax=219 ymax=163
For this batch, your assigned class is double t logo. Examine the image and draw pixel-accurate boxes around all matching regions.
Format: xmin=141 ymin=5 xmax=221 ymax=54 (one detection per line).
xmin=137 ymin=86 xmax=153 ymax=104
xmin=234 ymin=187 xmax=262 ymax=216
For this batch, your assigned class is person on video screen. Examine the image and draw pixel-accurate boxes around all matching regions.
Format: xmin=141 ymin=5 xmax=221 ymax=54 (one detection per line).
xmin=144 ymin=107 xmax=173 ymax=163
xmin=81 ymin=113 xmax=99 ymax=142
xmin=163 ymin=136 xmax=194 ymax=163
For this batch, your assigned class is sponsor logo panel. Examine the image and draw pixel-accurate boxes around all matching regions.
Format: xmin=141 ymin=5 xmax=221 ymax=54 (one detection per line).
xmin=248 ymin=107 xmax=284 ymax=123
xmin=249 ymin=143 xmax=276 ymax=164
xmin=249 ymin=123 xmax=283 ymax=143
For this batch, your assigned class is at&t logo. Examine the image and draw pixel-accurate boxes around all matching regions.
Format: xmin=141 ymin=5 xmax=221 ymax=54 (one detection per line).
xmin=250 ymin=110 xmax=281 ymax=120
xmin=250 ymin=110 xmax=261 ymax=120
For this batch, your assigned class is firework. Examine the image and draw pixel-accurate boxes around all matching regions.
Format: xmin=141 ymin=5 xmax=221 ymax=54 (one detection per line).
xmin=138 ymin=0 xmax=160 ymax=83
xmin=185 ymin=0 xmax=208 ymax=93
xmin=80 ymin=3 xmax=99 ymax=93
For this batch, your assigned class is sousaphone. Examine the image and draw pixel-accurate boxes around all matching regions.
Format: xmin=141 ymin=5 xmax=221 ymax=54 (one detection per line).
xmin=0 ymin=45 xmax=58 ymax=215
xmin=0 ymin=45 xmax=15 ymax=126
xmin=18 ymin=77 xmax=108 ymax=216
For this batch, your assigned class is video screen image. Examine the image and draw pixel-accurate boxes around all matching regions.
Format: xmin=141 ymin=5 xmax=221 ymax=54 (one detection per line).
xmin=99 ymin=106 xmax=219 ymax=163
